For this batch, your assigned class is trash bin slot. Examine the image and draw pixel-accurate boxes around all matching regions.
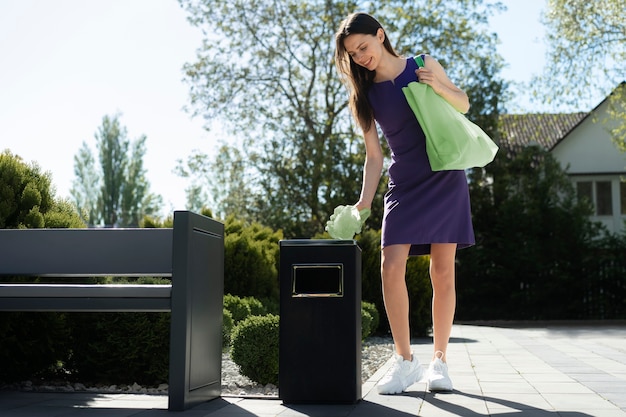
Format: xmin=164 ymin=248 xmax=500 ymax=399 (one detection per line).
xmin=292 ymin=264 xmax=343 ymax=298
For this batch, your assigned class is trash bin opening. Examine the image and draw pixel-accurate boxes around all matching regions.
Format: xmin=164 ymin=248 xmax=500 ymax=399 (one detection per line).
xmin=291 ymin=264 xmax=343 ymax=297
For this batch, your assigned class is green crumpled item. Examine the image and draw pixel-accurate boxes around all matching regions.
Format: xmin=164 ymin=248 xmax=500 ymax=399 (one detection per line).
xmin=325 ymin=205 xmax=371 ymax=240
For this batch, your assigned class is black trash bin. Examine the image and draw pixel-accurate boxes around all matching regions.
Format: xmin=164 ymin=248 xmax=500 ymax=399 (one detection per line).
xmin=279 ymin=239 xmax=362 ymax=404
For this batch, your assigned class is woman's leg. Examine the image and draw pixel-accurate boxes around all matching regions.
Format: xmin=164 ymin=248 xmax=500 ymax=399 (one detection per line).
xmin=429 ymin=243 xmax=457 ymax=361
xmin=380 ymin=244 xmax=412 ymax=360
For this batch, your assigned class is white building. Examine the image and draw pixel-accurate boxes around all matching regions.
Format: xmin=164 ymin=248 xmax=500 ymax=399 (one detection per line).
xmin=500 ymin=83 xmax=626 ymax=235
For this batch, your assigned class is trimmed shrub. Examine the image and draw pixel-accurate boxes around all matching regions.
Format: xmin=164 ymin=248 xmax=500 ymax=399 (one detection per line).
xmin=361 ymin=301 xmax=379 ymax=338
xmin=230 ymin=314 xmax=279 ymax=386
xmin=224 ymin=294 xmax=269 ymax=324
xmin=361 ymin=308 xmax=373 ymax=340
xmin=222 ymin=308 xmax=234 ymax=348
xmin=243 ymin=296 xmax=267 ymax=317
xmin=223 ymin=294 xmax=252 ymax=323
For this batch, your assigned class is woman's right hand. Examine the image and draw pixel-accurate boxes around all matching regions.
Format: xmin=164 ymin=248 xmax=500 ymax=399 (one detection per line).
xmin=354 ymin=201 xmax=370 ymax=212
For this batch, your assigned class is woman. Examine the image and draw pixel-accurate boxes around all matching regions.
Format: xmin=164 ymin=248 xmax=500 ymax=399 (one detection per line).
xmin=334 ymin=12 xmax=475 ymax=394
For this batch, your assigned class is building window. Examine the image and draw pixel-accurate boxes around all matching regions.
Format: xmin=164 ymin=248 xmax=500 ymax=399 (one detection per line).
xmin=596 ymin=182 xmax=613 ymax=215
xmin=576 ymin=180 xmax=614 ymax=216
xmin=621 ymin=181 xmax=626 ymax=215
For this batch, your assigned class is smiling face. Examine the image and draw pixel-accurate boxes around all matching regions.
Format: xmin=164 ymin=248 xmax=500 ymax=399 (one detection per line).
xmin=343 ymin=29 xmax=385 ymax=71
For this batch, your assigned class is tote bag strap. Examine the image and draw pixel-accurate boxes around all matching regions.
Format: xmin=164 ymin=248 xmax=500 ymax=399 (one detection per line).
xmin=415 ymin=54 xmax=426 ymax=68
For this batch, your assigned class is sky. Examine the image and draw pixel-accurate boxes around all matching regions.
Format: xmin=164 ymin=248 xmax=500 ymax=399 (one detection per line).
xmin=0 ymin=0 xmax=548 ymax=216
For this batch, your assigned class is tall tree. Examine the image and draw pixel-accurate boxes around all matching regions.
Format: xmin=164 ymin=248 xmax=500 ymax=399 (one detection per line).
xmin=97 ymin=115 xmax=128 ymax=227
xmin=178 ymin=0 xmax=506 ymax=237
xmin=175 ymin=144 xmax=255 ymax=220
xmin=532 ymin=0 xmax=625 ymax=148
xmin=71 ymin=114 xmax=162 ymax=227
xmin=71 ymin=142 xmax=101 ymax=226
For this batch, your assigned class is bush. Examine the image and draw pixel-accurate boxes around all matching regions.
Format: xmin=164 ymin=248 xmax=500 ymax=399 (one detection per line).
xmin=361 ymin=301 xmax=379 ymax=338
xmin=230 ymin=314 xmax=279 ymax=386
xmin=223 ymin=294 xmax=252 ymax=323
xmin=67 ymin=311 xmax=170 ymax=385
xmin=222 ymin=308 xmax=234 ymax=348
xmin=0 ymin=312 xmax=71 ymax=382
xmin=224 ymin=216 xmax=282 ymax=302
xmin=0 ymin=150 xmax=84 ymax=229
xmin=243 ymin=296 xmax=267 ymax=317
xmin=258 ymin=296 xmax=279 ymax=315
xmin=361 ymin=308 xmax=373 ymax=340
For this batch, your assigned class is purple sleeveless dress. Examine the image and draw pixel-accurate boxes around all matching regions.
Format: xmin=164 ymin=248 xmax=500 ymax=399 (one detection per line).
xmin=368 ymin=57 xmax=475 ymax=256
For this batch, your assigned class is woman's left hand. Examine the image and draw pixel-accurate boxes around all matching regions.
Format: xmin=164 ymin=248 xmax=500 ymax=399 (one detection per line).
xmin=416 ymin=67 xmax=445 ymax=96
xmin=414 ymin=55 xmax=470 ymax=113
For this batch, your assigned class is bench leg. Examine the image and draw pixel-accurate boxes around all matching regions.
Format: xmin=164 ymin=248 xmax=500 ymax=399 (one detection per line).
xmin=168 ymin=211 xmax=224 ymax=411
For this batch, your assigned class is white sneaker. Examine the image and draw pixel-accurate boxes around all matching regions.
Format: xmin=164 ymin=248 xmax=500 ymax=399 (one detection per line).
xmin=428 ymin=355 xmax=453 ymax=392
xmin=377 ymin=353 xmax=424 ymax=395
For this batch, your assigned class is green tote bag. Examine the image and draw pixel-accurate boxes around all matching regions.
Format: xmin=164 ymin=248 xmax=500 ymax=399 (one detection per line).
xmin=402 ymin=56 xmax=498 ymax=171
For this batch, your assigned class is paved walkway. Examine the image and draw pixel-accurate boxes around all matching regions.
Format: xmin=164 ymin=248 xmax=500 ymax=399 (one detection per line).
xmin=1 ymin=323 xmax=625 ymax=416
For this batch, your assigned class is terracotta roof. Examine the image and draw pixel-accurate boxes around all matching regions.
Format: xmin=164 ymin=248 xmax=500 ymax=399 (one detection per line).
xmin=498 ymin=113 xmax=588 ymax=152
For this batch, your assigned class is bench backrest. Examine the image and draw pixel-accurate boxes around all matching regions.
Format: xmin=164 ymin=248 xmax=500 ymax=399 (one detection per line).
xmin=0 ymin=228 xmax=173 ymax=277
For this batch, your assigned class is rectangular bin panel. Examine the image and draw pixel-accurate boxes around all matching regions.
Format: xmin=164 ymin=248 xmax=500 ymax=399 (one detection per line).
xmin=279 ymin=239 xmax=362 ymax=404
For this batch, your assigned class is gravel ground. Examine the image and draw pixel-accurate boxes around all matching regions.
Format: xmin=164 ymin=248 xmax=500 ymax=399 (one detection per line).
xmin=221 ymin=336 xmax=394 ymax=397
xmin=1 ymin=337 xmax=394 ymax=398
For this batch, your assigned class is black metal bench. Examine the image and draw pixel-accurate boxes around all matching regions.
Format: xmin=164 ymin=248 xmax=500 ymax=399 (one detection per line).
xmin=0 ymin=210 xmax=224 ymax=411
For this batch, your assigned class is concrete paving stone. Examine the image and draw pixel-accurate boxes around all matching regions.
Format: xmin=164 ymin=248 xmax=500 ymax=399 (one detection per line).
xmin=473 ymin=367 xmax=520 ymax=376
xmin=448 ymin=387 xmax=484 ymax=397
xmin=601 ymin=393 xmax=626 ymax=410
xmin=583 ymin=381 xmax=626 ymax=393
xmin=559 ymin=365 xmax=614 ymax=377
xmin=363 ymin=392 xmax=424 ymax=414
xmin=542 ymin=393 xmax=623 ymax=410
xmin=515 ymin=367 xmax=560 ymax=375
xmin=483 ymin=393 xmax=554 ymax=410
xmin=449 ymin=366 xmax=477 ymax=374
xmin=276 ymin=404 xmax=355 ymax=417
xmin=232 ymin=398 xmax=289 ymax=412
xmin=529 ymin=382 xmax=594 ymax=394
xmin=487 ymin=407 xmax=564 ymax=416
xmin=520 ymin=373 xmax=576 ymax=383
xmin=478 ymin=382 xmax=539 ymax=394
xmin=425 ymin=391 xmax=486 ymax=405
xmin=555 ymin=411 xmax=626 ymax=417
xmin=474 ymin=373 xmax=527 ymax=383
xmin=566 ymin=373 xmax=617 ymax=382
xmin=346 ymin=400 xmax=420 ymax=417
xmin=418 ymin=400 xmax=489 ymax=416
xmin=59 ymin=408 xmax=158 ymax=417
xmin=451 ymin=374 xmax=482 ymax=385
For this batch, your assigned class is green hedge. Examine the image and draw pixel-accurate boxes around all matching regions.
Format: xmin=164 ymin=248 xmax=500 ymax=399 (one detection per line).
xmin=223 ymin=216 xmax=282 ymax=302
xmin=0 ymin=312 xmax=71 ymax=382
xmin=66 ymin=312 xmax=170 ymax=386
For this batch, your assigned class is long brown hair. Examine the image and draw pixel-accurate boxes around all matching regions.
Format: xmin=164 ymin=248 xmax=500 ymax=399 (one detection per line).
xmin=335 ymin=13 xmax=399 ymax=132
